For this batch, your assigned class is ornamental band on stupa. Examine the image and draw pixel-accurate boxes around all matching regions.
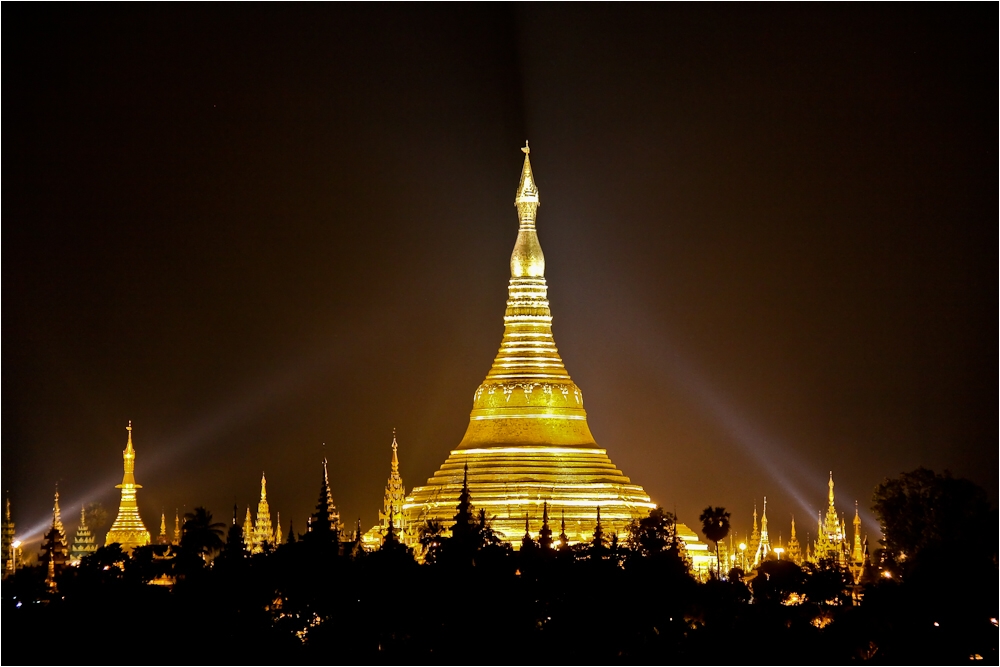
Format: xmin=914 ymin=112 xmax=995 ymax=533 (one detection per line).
xmin=401 ymin=144 xmax=710 ymax=562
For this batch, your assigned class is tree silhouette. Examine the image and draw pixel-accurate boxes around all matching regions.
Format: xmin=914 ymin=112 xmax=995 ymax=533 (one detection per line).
xmin=699 ymin=506 xmax=731 ymax=578
xmin=418 ymin=519 xmax=445 ymax=564
xmin=626 ymin=506 xmax=677 ymax=557
xmin=475 ymin=508 xmax=502 ymax=548
xmin=181 ymin=507 xmax=225 ymax=562
xmin=873 ymin=467 xmax=994 ymax=567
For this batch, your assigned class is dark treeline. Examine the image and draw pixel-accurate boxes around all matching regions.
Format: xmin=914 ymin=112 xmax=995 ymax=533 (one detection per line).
xmin=3 ymin=467 xmax=996 ymax=665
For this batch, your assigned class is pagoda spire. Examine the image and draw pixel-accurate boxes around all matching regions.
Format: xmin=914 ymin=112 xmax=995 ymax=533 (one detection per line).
xmin=558 ymin=509 xmax=569 ymax=549
xmin=156 ymin=512 xmax=170 ymax=545
xmin=851 ymin=502 xmax=863 ymax=563
xmin=308 ymin=456 xmax=340 ymax=540
xmin=252 ymin=473 xmax=274 ymax=553
xmin=2 ymin=497 xmax=15 ymax=574
xmin=754 ymin=497 xmax=771 ymax=565
xmin=592 ymin=506 xmax=605 ymax=547
xmin=275 ymin=512 xmax=283 ymax=545
xmin=173 ymin=509 xmax=181 ymax=544
xmin=401 ymin=144 xmax=664 ymax=554
xmin=242 ymin=507 xmax=254 ymax=552
xmin=379 ymin=431 xmax=406 ymax=545
xmin=105 ymin=422 xmax=150 ymax=551
xmin=787 ymin=515 xmax=802 ymax=564
xmin=52 ymin=485 xmax=66 ymax=544
xmin=70 ymin=506 xmax=97 ymax=564
xmin=457 ymin=142 xmax=596 ymax=451
xmin=538 ymin=501 xmax=553 ymax=550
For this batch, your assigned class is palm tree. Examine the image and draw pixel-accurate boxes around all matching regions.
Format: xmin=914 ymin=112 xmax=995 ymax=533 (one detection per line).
xmin=181 ymin=507 xmax=226 ymax=562
xmin=699 ymin=506 xmax=731 ymax=578
xmin=418 ymin=519 xmax=446 ymax=564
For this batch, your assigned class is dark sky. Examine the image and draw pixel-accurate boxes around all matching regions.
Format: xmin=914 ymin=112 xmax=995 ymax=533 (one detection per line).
xmin=5 ymin=5 xmax=996 ymax=546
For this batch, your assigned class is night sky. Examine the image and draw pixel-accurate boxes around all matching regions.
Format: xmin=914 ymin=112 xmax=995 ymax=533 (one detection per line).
xmin=5 ymin=5 xmax=996 ymax=547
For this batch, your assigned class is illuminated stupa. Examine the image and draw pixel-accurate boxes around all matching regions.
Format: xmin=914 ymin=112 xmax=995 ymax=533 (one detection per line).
xmin=105 ymin=422 xmax=151 ymax=551
xmin=403 ymin=144 xmax=657 ymax=545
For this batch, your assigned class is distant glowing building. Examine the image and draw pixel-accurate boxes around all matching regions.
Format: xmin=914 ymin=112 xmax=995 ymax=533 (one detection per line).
xmin=402 ymin=144 xmax=708 ymax=563
xmin=252 ymin=473 xmax=275 ymax=553
xmin=105 ymin=422 xmax=151 ymax=551
xmin=813 ymin=472 xmax=850 ymax=565
xmin=786 ymin=516 xmax=802 ymax=564
xmin=808 ymin=472 xmax=869 ymax=582
xmin=364 ymin=432 xmax=416 ymax=551
xmin=70 ymin=506 xmax=98 ymax=565
xmin=753 ymin=497 xmax=772 ymax=566
xmin=2 ymin=498 xmax=15 ymax=575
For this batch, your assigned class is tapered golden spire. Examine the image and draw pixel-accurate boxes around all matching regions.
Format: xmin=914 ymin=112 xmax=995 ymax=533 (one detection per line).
xmin=402 ymin=144 xmax=671 ymax=553
xmin=511 ymin=141 xmax=544 ymax=278
xmin=105 ymin=422 xmax=150 ymax=551
xmin=458 ymin=142 xmax=594 ymax=449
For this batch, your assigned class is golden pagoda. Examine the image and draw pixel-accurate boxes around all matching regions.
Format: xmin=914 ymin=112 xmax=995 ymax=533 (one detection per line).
xmin=252 ymin=473 xmax=274 ymax=553
xmin=786 ymin=516 xmax=802 ymax=565
xmin=364 ymin=432 xmax=413 ymax=550
xmin=403 ymin=144 xmax=660 ymax=546
xmin=70 ymin=506 xmax=98 ymax=564
xmin=242 ymin=507 xmax=254 ymax=551
xmin=813 ymin=472 xmax=848 ymax=565
xmin=2 ymin=497 xmax=16 ymax=575
xmin=105 ymin=422 xmax=151 ymax=551
xmin=753 ymin=497 xmax=772 ymax=566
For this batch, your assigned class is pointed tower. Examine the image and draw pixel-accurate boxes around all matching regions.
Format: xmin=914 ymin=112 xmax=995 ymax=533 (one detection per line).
xmin=592 ymin=506 xmax=605 ymax=548
xmin=242 ymin=507 xmax=254 ymax=552
xmin=786 ymin=516 xmax=802 ymax=565
xmin=753 ymin=497 xmax=772 ymax=565
xmin=308 ymin=458 xmax=341 ymax=541
xmin=451 ymin=463 xmax=475 ymax=542
xmin=2 ymin=497 xmax=15 ymax=574
xmin=558 ymin=510 xmax=570 ymax=550
xmin=377 ymin=431 xmax=407 ymax=544
xmin=70 ymin=506 xmax=98 ymax=565
xmin=403 ymin=144 xmax=656 ymax=546
xmin=275 ymin=512 xmax=283 ymax=545
xmin=538 ymin=501 xmax=553 ymax=550
xmin=105 ymin=422 xmax=151 ymax=551
xmin=814 ymin=472 xmax=846 ymax=564
xmin=157 ymin=513 xmax=171 ymax=545
xmin=41 ymin=498 xmax=69 ymax=586
xmin=173 ymin=509 xmax=181 ymax=545
xmin=851 ymin=503 xmax=863 ymax=563
xmin=52 ymin=485 xmax=67 ymax=545
xmin=748 ymin=504 xmax=760 ymax=561
xmin=252 ymin=473 xmax=274 ymax=554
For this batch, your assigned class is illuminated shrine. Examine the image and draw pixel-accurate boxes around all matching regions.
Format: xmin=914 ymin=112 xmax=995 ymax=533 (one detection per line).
xmin=402 ymin=144 xmax=707 ymax=556
xmin=105 ymin=422 xmax=151 ymax=551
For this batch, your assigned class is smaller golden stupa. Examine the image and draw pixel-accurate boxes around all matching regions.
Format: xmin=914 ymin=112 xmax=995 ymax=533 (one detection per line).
xmin=105 ymin=422 xmax=151 ymax=551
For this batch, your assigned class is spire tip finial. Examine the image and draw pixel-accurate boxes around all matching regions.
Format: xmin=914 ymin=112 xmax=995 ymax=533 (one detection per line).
xmin=521 ymin=140 xmax=530 ymax=155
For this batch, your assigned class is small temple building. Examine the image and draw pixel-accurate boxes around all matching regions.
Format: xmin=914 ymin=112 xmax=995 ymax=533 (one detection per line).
xmin=105 ymin=422 xmax=151 ymax=551
xmin=400 ymin=144 xmax=710 ymax=565
xmin=363 ymin=432 xmax=416 ymax=551
xmin=251 ymin=473 xmax=276 ymax=553
xmin=70 ymin=506 xmax=98 ymax=564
